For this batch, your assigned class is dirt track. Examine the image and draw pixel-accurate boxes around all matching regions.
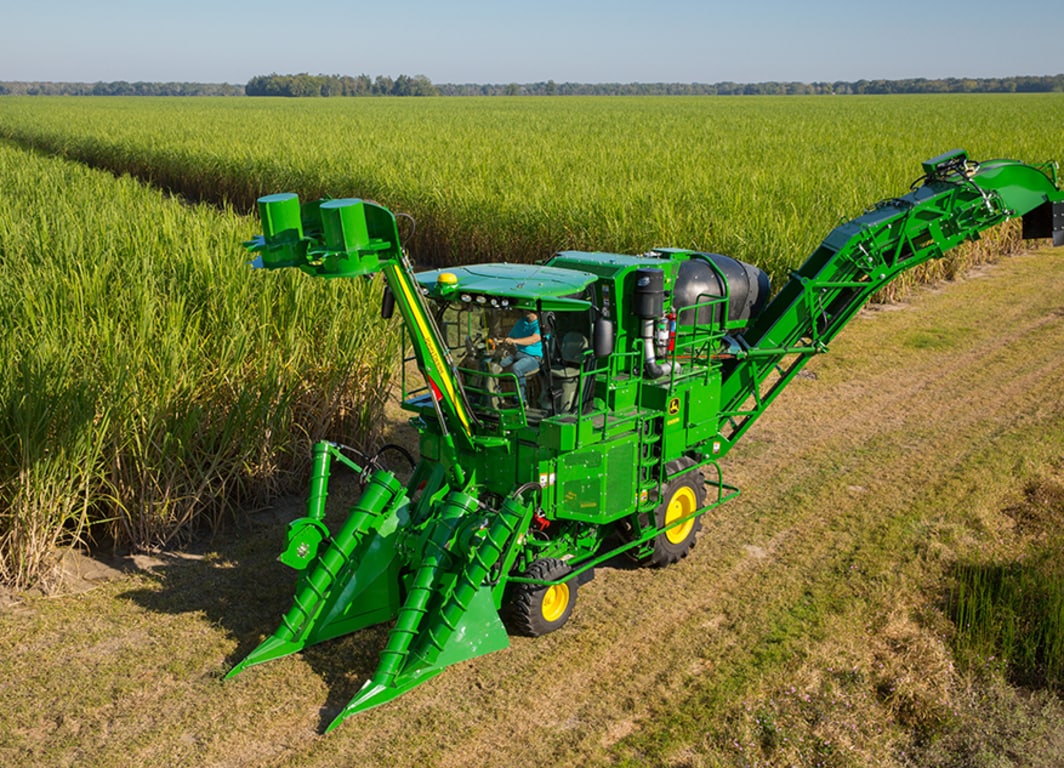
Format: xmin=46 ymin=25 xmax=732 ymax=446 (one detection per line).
xmin=2 ymin=248 xmax=1063 ymax=767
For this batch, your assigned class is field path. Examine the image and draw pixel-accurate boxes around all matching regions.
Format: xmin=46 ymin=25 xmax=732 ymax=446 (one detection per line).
xmin=1 ymin=248 xmax=1062 ymax=768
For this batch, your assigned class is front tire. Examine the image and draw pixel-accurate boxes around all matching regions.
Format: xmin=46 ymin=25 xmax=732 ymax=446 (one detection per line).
xmin=507 ymin=558 xmax=577 ymax=637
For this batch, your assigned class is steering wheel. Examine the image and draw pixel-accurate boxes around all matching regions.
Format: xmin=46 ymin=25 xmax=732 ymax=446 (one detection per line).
xmin=465 ymin=332 xmax=485 ymax=357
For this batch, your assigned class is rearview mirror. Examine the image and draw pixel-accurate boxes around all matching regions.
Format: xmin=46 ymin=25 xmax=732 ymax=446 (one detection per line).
xmin=593 ymin=318 xmax=614 ymax=358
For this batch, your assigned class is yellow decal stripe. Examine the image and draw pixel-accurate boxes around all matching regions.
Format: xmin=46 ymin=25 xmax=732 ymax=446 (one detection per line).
xmin=393 ymin=271 xmax=472 ymax=434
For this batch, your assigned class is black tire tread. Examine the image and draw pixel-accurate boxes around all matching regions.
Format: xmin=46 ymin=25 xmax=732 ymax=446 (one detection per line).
xmin=506 ymin=558 xmax=577 ymax=637
xmin=646 ymin=469 xmax=706 ymax=568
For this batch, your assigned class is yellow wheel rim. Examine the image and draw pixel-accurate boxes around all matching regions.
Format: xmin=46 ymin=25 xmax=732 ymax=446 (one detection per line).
xmin=541 ymin=583 xmax=570 ymax=623
xmin=665 ymin=486 xmax=697 ymax=545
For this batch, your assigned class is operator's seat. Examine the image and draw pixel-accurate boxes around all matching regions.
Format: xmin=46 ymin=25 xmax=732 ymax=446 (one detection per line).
xmin=552 ymin=331 xmax=589 ymax=413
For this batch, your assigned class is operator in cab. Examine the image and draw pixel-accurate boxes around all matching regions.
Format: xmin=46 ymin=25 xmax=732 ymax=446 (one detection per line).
xmin=494 ymin=310 xmax=542 ymax=404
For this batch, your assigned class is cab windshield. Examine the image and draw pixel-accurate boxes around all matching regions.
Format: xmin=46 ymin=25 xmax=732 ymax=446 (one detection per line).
xmin=435 ymin=301 xmax=594 ymax=420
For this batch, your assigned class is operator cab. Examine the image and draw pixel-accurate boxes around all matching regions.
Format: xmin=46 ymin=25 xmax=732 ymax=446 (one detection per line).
xmin=415 ymin=264 xmax=601 ymax=425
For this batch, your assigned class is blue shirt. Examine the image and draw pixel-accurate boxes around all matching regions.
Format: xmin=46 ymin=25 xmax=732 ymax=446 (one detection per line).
xmin=510 ymin=317 xmax=542 ymax=358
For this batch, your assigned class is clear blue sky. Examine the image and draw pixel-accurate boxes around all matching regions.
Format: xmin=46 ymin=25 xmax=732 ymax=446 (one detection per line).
xmin=2 ymin=0 xmax=1061 ymax=84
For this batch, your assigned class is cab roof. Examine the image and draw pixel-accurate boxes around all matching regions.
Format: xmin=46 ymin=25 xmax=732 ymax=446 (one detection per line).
xmin=416 ymin=263 xmax=598 ymax=311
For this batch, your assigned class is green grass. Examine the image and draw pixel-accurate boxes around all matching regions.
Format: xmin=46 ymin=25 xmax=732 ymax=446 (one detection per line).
xmin=0 ymin=143 xmax=401 ymax=588
xmin=1 ymin=94 xmax=1061 ymax=287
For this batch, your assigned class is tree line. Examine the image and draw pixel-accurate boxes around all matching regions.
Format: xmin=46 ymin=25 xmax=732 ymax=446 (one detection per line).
xmin=2 ymin=73 xmax=1061 ymax=97
xmin=245 ymin=73 xmax=438 ymax=97
xmin=0 ymin=81 xmax=244 ymax=96
xmin=443 ymin=74 xmax=1064 ymax=96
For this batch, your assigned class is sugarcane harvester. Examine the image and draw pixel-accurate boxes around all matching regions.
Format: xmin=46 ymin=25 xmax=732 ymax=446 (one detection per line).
xmin=227 ymin=150 xmax=1063 ymax=730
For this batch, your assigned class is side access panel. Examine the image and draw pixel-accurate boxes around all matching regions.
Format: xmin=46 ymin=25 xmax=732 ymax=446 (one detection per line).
xmin=552 ymin=434 xmax=639 ymax=523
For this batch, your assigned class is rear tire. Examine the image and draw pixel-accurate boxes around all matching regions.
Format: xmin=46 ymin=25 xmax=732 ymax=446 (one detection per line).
xmin=506 ymin=558 xmax=577 ymax=637
xmin=646 ymin=470 xmax=705 ymax=567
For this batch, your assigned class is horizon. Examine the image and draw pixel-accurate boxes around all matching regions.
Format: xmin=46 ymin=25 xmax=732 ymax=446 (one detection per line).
xmin=3 ymin=72 xmax=1063 ymax=88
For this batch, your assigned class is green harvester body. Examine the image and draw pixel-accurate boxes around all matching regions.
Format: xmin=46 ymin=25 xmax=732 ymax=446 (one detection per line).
xmin=227 ymin=151 xmax=1063 ymax=730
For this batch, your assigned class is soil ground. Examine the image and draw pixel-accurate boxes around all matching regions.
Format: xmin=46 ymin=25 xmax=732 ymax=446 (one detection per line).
xmin=2 ymin=247 xmax=1063 ymax=767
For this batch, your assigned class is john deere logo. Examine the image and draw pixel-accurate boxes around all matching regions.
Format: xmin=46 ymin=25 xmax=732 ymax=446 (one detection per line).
xmin=668 ymin=397 xmax=680 ymax=415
